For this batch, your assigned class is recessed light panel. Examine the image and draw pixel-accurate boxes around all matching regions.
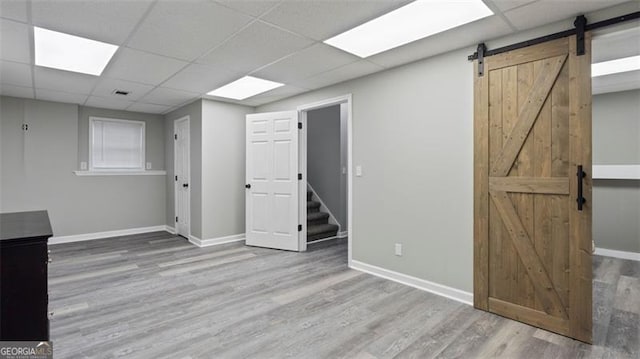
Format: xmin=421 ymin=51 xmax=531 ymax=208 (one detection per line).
xmin=34 ymin=27 xmax=118 ymax=76
xmin=207 ymin=76 xmax=283 ymax=100
xmin=592 ymin=55 xmax=640 ymax=77
xmin=324 ymin=0 xmax=493 ymax=58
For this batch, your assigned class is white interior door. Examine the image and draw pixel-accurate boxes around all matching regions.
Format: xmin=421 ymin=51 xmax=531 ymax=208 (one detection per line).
xmin=174 ymin=117 xmax=190 ymax=238
xmin=246 ymin=111 xmax=300 ymax=251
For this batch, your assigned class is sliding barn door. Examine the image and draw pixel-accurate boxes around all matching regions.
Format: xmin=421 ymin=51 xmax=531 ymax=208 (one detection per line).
xmin=245 ymin=111 xmax=300 ymax=251
xmin=474 ymin=35 xmax=592 ymax=343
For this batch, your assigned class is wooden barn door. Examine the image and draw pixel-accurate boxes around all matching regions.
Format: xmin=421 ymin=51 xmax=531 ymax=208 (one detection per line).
xmin=474 ymin=35 xmax=592 ymax=343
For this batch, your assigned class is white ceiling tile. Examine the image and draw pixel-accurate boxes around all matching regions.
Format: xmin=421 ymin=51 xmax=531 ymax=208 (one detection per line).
xmin=0 ymin=19 xmax=31 ymax=63
xmin=84 ymin=95 xmax=133 ymax=110
xmin=215 ymin=0 xmax=281 ymax=17
xmin=140 ymin=87 xmax=200 ymax=106
xmin=199 ymin=21 xmax=314 ymax=73
xmin=253 ymin=43 xmax=360 ymax=84
xmin=31 ymin=0 xmax=153 ymax=45
xmin=35 ymin=88 xmax=87 ymax=104
xmin=368 ymin=16 xmax=512 ymax=68
xmin=294 ymin=60 xmax=385 ymax=90
xmin=261 ymin=0 xmax=411 ymax=40
xmin=92 ymin=78 xmax=154 ymax=101
xmin=593 ymin=70 xmax=640 ymax=95
xmin=127 ymin=102 xmax=172 ymax=114
xmin=104 ymin=48 xmax=188 ymax=86
xmin=240 ymin=85 xmax=308 ymax=106
xmin=0 ymin=60 xmax=32 ymax=87
xmin=34 ymin=67 xmax=98 ymax=94
xmin=0 ymin=0 xmax=28 ymax=22
xmin=127 ymin=0 xmax=253 ymax=61
xmin=503 ymin=0 xmax=631 ymax=31
xmin=163 ymin=63 xmax=240 ymax=94
xmin=0 ymin=84 xmax=33 ymax=99
xmin=487 ymin=0 xmax=540 ymax=12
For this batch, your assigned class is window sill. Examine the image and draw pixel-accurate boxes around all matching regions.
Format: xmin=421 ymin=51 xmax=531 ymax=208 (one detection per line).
xmin=73 ymin=170 xmax=167 ymax=176
xmin=593 ymin=165 xmax=640 ymax=180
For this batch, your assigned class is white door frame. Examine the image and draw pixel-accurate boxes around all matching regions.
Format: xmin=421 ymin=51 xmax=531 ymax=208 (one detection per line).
xmin=297 ymin=94 xmax=353 ymax=266
xmin=174 ymin=115 xmax=190 ymax=238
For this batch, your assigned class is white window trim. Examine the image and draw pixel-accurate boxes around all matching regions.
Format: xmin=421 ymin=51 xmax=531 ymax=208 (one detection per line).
xmin=89 ymin=116 xmax=146 ymax=172
xmin=73 ymin=170 xmax=166 ymax=176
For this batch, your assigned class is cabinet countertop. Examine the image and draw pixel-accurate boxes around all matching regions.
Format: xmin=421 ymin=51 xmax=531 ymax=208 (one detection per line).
xmin=0 ymin=210 xmax=53 ymax=242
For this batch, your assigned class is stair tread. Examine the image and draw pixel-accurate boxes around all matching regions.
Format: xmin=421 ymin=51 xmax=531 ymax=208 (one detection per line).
xmin=307 ymin=212 xmax=329 ymax=221
xmin=307 ymin=201 xmax=321 ymax=208
xmin=307 ymin=223 xmax=339 ymax=236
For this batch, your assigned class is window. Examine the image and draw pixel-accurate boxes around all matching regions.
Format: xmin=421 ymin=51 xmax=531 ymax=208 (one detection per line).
xmin=90 ymin=117 xmax=145 ymax=171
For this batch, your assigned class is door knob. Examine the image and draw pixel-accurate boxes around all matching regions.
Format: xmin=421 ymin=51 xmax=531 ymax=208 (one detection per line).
xmin=245 ymin=184 xmax=251 ymax=189
xmin=183 ymin=183 xmax=189 ymax=188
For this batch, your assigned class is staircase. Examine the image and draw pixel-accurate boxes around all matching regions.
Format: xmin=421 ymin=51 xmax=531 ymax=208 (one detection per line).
xmin=307 ymin=190 xmax=339 ymax=242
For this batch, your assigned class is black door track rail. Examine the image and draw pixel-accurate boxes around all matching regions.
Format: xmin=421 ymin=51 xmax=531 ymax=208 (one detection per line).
xmin=468 ymin=11 xmax=640 ymax=76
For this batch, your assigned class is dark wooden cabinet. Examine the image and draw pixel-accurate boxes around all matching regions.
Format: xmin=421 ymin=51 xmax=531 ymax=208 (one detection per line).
xmin=0 ymin=210 xmax=52 ymax=341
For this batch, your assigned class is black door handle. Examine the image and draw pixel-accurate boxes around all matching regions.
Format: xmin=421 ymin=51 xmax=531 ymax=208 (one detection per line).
xmin=183 ymin=183 xmax=189 ymax=188
xmin=245 ymin=184 xmax=251 ymax=189
xmin=577 ymin=165 xmax=586 ymax=211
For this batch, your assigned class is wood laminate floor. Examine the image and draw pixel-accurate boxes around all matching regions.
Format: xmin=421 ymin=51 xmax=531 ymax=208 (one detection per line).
xmin=49 ymin=232 xmax=639 ymax=358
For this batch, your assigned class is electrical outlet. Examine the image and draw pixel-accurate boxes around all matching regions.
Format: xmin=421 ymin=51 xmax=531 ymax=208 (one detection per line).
xmin=146 ymin=162 xmax=152 ymax=170
xmin=80 ymin=162 xmax=87 ymax=170
xmin=395 ymin=243 xmax=402 ymax=256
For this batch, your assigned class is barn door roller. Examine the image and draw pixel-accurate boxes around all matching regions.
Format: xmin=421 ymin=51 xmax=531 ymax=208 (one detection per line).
xmin=574 ymin=15 xmax=587 ymax=56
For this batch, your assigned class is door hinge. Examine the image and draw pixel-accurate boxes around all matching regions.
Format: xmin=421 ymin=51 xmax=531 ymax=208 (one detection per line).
xmin=298 ymin=224 xmax=302 ymax=232
xmin=175 ymin=216 xmax=178 ymax=223
xmin=22 ymin=123 xmax=28 ymax=131
xmin=175 ymin=175 xmax=178 ymax=181
xmin=174 ymin=134 xmax=178 ymax=140
xmin=298 ymin=122 xmax=302 ymax=130
xmin=298 ymin=173 xmax=302 ymax=180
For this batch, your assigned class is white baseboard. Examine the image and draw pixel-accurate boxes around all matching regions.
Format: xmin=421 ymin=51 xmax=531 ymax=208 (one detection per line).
xmin=307 ymin=235 xmax=346 ymax=245
xmin=337 ymin=231 xmax=348 ymax=239
xmin=189 ymin=233 xmax=245 ymax=247
xmin=595 ymin=247 xmax=640 ymax=261
xmin=50 ymin=225 xmax=171 ymax=245
xmin=165 ymin=226 xmax=176 ymax=234
xmin=350 ymin=260 xmax=473 ymax=306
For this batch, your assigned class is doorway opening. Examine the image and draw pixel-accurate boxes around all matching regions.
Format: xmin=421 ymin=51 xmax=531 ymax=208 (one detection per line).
xmin=174 ymin=116 xmax=190 ymax=239
xmin=298 ymin=95 xmax=352 ymax=263
xmin=244 ymin=95 xmax=352 ymax=258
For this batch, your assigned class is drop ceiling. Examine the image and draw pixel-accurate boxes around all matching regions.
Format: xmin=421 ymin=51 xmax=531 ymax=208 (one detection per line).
xmin=0 ymin=0 xmax=636 ymax=114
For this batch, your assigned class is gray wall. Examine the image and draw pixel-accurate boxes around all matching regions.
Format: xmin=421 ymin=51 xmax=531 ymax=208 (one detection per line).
xmin=78 ymin=106 xmax=166 ymax=170
xmin=164 ymin=99 xmax=253 ymax=240
xmin=201 ymin=99 xmax=253 ymax=239
xmin=593 ymin=89 xmax=640 ymax=253
xmin=258 ymin=47 xmax=475 ymax=292
xmin=593 ymin=90 xmax=640 ymax=164
xmin=165 ymin=100 xmax=202 ymax=238
xmin=307 ymin=105 xmax=346 ymax=227
xmin=254 ymin=5 xmax=640 ymax=292
xmin=0 ymin=96 xmax=166 ymax=236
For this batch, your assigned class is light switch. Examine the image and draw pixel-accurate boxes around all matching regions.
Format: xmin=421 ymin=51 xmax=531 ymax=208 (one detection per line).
xmin=146 ymin=162 xmax=152 ymax=170
xmin=395 ymin=243 xmax=402 ymax=256
xmin=80 ymin=161 xmax=87 ymax=170
xmin=342 ymin=166 xmax=347 ymax=175
xmin=356 ymin=165 xmax=362 ymax=177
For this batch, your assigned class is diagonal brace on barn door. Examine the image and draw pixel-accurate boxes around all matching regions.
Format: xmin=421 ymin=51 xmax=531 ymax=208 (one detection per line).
xmin=490 ymin=190 xmax=569 ymax=319
xmin=491 ymin=55 xmax=567 ymax=177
